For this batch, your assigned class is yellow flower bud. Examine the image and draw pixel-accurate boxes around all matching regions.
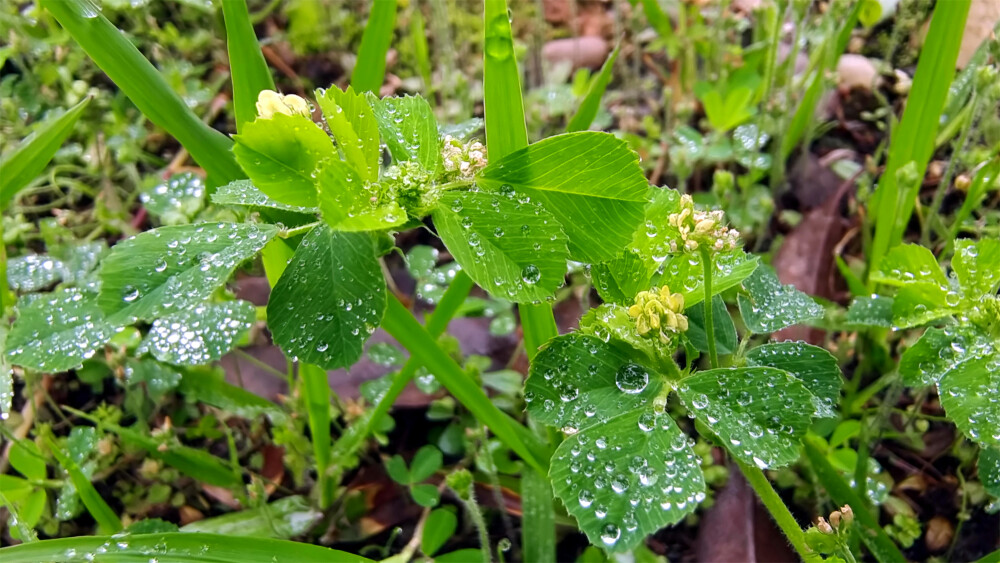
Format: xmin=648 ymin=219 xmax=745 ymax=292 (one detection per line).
xmin=255 ymin=90 xmax=311 ymax=119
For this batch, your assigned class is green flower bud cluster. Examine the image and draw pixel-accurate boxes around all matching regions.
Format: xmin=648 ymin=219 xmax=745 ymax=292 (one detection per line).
xmin=628 ymin=286 xmax=689 ymax=342
xmin=666 ymin=194 xmax=740 ymax=253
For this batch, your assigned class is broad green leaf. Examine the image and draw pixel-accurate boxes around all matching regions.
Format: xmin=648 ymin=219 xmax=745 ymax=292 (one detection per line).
xmin=57 ymin=241 xmax=108 ymax=286
xmin=549 ymin=409 xmax=705 ymax=552
xmin=526 ymin=334 xmax=664 ymax=432
xmin=422 ymin=508 xmax=457 ymax=557
xmin=898 ymin=326 xmax=993 ymax=386
xmin=981 ymin=448 xmax=1000 ymax=498
xmin=178 ymin=368 xmax=288 ymax=424
xmin=0 ymin=97 xmax=90 ymax=210
xmin=737 ymin=266 xmax=823 ymax=334
xmin=656 ymin=249 xmax=759 ymax=307
xmin=221 ymin=0 xmax=275 ymax=132
xmin=628 ymin=187 xmax=681 ymax=267
xmin=679 ymin=367 xmax=815 ymax=468
xmin=477 ymin=132 xmax=649 ymax=264
xmin=871 ymin=244 xmax=948 ymax=287
xmin=97 ymin=223 xmax=277 ymax=322
xmin=0 ymin=533 xmax=371 ymax=563
xmin=18 ymin=489 xmax=46 ymax=531
xmin=140 ymin=172 xmax=206 ymax=225
xmin=7 ymin=289 xmax=122 ymax=372
xmin=125 ymin=359 xmax=182 ymax=400
xmin=578 ymin=304 xmax=663 ymax=370
xmin=746 ymin=342 xmax=843 ymax=418
xmin=9 ymin=440 xmax=46 ymax=481
xmin=140 ymin=300 xmax=255 ymax=365
xmin=411 ymin=483 xmax=440 ymax=507
xmin=591 ymin=250 xmax=657 ymax=305
xmin=952 ymin=239 xmax=1000 ymax=299
xmin=211 ymin=180 xmax=319 ymax=214
xmin=182 ymin=496 xmax=321 ymax=539
xmin=846 ymin=295 xmax=894 ymax=327
xmin=685 ymin=296 xmax=737 ymax=355
xmin=386 ymin=455 xmax=410 ymax=484
xmin=434 ymin=189 xmax=568 ymax=302
xmin=938 ymin=352 xmax=1000 ymax=448
xmin=409 ymin=445 xmax=443 ymax=483
xmin=0 ymin=475 xmax=33 ymax=502
xmin=890 ymin=282 xmax=959 ymax=328
xmin=316 ymin=159 xmax=405 ymax=231
xmin=6 ymin=254 xmax=65 ymax=292
xmin=368 ymin=94 xmax=440 ymax=171
xmin=315 ymin=86 xmax=380 ymax=181
xmin=232 ymin=114 xmax=334 ymax=207
xmin=267 ymin=225 xmax=385 ymax=369
xmin=351 ymin=0 xmax=397 ymax=94
xmin=566 ymin=43 xmax=620 ymax=133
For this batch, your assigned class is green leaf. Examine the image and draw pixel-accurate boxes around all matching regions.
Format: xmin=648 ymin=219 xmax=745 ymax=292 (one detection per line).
xmin=7 ymin=289 xmax=122 ymax=372
xmin=952 ymin=238 xmax=1000 ymax=299
xmin=938 ymin=352 xmax=1000 ymax=448
xmin=316 ymin=159 xmax=405 ymax=231
xmin=182 ymin=496 xmax=320 ymax=539
xmin=267 ymin=225 xmax=385 ymax=369
xmin=590 ymin=250 xmax=657 ymax=305
xmin=221 ymin=0 xmax=275 ymax=132
xmin=9 ymin=440 xmax=46 ymax=481
xmin=141 ymin=172 xmax=206 ymax=225
xmin=433 ymin=189 xmax=569 ymax=302
xmin=351 ymin=0 xmax=398 ymax=94
xmin=526 ymin=334 xmax=664 ymax=431
xmin=315 ymin=86 xmax=380 ymax=182
xmin=43 ymin=429 xmax=121 ymax=533
xmin=870 ymin=244 xmax=948 ymax=288
xmin=140 ymin=300 xmax=255 ymax=365
xmin=57 ymin=241 xmax=108 ymax=285
xmin=6 ymin=254 xmax=65 ymax=292
xmin=745 ymin=342 xmax=843 ymax=418
xmin=0 ymin=325 xmax=11 ymax=419
xmin=386 ymin=455 xmax=410 ymax=484
xmin=628 ymin=187 xmax=681 ymax=266
xmin=19 ymin=489 xmax=46 ymax=531
xmin=578 ymin=304 xmax=662 ymax=370
xmin=409 ymin=445 xmax=443 ymax=483
xmin=737 ymin=266 xmax=823 ymax=334
xmin=980 ymin=448 xmax=1000 ymax=498
xmin=846 ymin=295 xmax=894 ymax=327
xmin=483 ymin=0 xmax=528 ymax=160
xmin=125 ymin=359 xmax=182 ymax=400
xmin=679 ymin=367 xmax=815 ymax=468
xmin=368 ymin=94 xmax=440 ymax=171
xmin=0 ymin=533 xmax=372 ymax=563
xmin=566 ymin=43 xmax=620 ymax=133
xmin=549 ymin=409 xmax=705 ymax=552
xmin=435 ymin=549 xmax=485 ymax=563
xmin=685 ymin=295 xmax=737 ymax=355
xmin=178 ymin=368 xmax=288 ymax=424
xmin=40 ymin=0 xmax=244 ymax=185
xmin=477 ymin=132 xmax=649 ymax=263
xmin=411 ymin=483 xmax=440 ymax=507
xmin=898 ymin=326 xmax=992 ymax=386
xmin=211 ymin=180 xmax=319 ymax=214
xmin=97 ymin=223 xmax=277 ymax=322
xmin=520 ymin=469 xmax=556 ymax=563
xmin=232 ymin=114 xmax=334 ymax=207
xmin=0 ymin=97 xmax=90 ymax=210
xmin=657 ymin=249 xmax=759 ymax=307
xmin=422 ymin=508 xmax=457 ymax=556
xmin=890 ymin=282 xmax=959 ymax=328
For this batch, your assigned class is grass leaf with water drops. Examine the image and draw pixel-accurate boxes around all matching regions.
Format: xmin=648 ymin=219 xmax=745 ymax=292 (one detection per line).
xmin=316 ymin=86 xmax=381 ymax=182
xmin=6 ymin=289 xmax=123 ymax=372
xmin=0 ymin=97 xmax=90 ymax=210
xmin=232 ymin=114 xmax=335 ymax=208
xmin=139 ymin=300 xmax=256 ymax=365
xmin=952 ymin=239 xmax=1000 ymax=299
xmin=368 ymin=94 xmax=440 ymax=172
xmin=181 ymin=496 xmax=321 ymax=539
xmin=0 ymin=325 xmax=11 ymax=419
xmin=746 ymin=342 xmax=843 ymax=418
xmin=679 ymin=367 xmax=816 ymax=469
xmin=316 ymin=159 xmax=406 ymax=232
xmin=267 ymin=225 xmax=385 ymax=370
xmin=938 ymin=351 xmax=1000 ymax=448
xmin=476 ymin=132 xmax=649 ymax=264
xmin=433 ymin=189 xmax=569 ymax=302
xmin=737 ymin=265 xmax=824 ymax=334
xmin=97 ymin=223 xmax=277 ymax=323
xmin=178 ymin=368 xmax=289 ymax=425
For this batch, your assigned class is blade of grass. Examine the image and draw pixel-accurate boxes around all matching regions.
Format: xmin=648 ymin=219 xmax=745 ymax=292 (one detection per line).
xmin=299 ymin=362 xmax=332 ymax=508
xmin=41 ymin=0 xmax=244 ymax=184
xmin=380 ymin=295 xmax=550 ymax=473
xmin=40 ymin=429 xmax=121 ymax=534
xmin=521 ymin=468 xmax=556 ymax=563
xmin=351 ymin=0 xmax=398 ymax=93
xmin=803 ymin=435 xmax=907 ymax=562
xmin=222 ymin=0 xmax=275 ymax=132
xmin=410 ymin=7 xmax=433 ymax=95
xmin=0 ymin=97 xmax=90 ymax=210
xmin=566 ymin=43 xmax=620 ymax=133
xmin=867 ymin=0 xmax=971 ymax=277
xmin=0 ymin=533 xmax=372 ymax=563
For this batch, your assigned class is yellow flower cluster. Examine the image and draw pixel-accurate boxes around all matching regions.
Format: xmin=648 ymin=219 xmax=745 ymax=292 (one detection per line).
xmin=666 ymin=194 xmax=740 ymax=253
xmin=628 ymin=286 xmax=688 ymax=340
xmin=255 ymin=90 xmax=311 ymax=119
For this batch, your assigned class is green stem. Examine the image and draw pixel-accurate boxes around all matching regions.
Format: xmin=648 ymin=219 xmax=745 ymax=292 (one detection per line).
xmin=381 ymin=294 xmax=550 ymax=473
xmin=735 ymin=460 xmax=819 ymax=562
xmin=278 ymin=221 xmax=320 ymax=239
xmin=700 ymin=247 xmax=719 ymax=369
xmin=519 ymin=302 xmax=558 ymax=361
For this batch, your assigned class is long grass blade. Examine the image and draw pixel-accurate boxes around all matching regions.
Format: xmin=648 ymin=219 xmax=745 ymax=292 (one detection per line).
xmin=410 ymin=7 xmax=433 ymax=94
xmin=41 ymin=429 xmax=122 ymax=534
xmin=299 ymin=362 xmax=332 ymax=507
xmin=41 ymin=0 xmax=244 ymax=184
xmin=566 ymin=43 xmax=620 ymax=133
xmin=222 ymin=0 xmax=275 ymax=132
xmin=483 ymin=0 xmax=528 ymax=160
xmin=0 ymin=97 xmax=90 ymax=210
xmin=351 ymin=0 xmax=398 ymax=93
xmin=867 ymin=0 xmax=971 ymax=275
xmin=0 ymin=533 xmax=371 ymax=563
xmin=521 ymin=469 xmax=556 ymax=563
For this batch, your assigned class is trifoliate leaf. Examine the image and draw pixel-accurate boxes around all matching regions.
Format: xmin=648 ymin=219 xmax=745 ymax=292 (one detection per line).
xmin=737 ymin=265 xmax=823 ymax=334
xmin=746 ymin=341 xmax=843 ymax=418
xmin=369 ymin=94 xmax=440 ymax=172
xmin=140 ymin=300 xmax=256 ymax=365
xmin=938 ymin=352 xmax=1000 ymax=448
xmin=952 ymin=239 xmax=1000 ymax=299
xmin=434 ymin=188 xmax=568 ymax=302
xmin=316 ymin=159 xmax=405 ymax=231
xmin=315 ymin=86 xmax=380 ymax=182
xmin=898 ymin=326 xmax=994 ymax=387
xmin=267 ymin=225 xmax=385 ymax=369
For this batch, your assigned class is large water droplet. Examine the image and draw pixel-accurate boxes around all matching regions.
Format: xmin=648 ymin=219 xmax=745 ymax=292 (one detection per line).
xmin=615 ymin=363 xmax=648 ymax=394
xmin=521 ymin=264 xmax=541 ymax=285
xmin=600 ymin=523 xmax=621 ymax=546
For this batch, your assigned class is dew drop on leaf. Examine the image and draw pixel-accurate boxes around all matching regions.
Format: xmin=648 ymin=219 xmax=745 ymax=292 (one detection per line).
xmin=615 ymin=363 xmax=648 ymax=394
xmin=521 ymin=264 xmax=541 ymax=285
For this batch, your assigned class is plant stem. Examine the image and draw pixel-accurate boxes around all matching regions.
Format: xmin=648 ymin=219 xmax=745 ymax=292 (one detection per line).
xmin=519 ymin=302 xmax=558 ymax=361
xmin=699 ymin=247 xmax=719 ymax=369
xmin=735 ymin=459 xmax=819 ymax=562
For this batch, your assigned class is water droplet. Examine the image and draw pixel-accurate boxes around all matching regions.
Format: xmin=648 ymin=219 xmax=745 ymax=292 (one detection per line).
xmin=600 ymin=523 xmax=621 ymax=546
xmin=521 ymin=264 xmax=541 ymax=285
xmin=615 ymin=363 xmax=648 ymax=394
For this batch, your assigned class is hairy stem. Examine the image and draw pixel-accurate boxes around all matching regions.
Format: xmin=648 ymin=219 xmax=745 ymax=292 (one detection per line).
xmin=700 ymin=247 xmax=719 ymax=369
xmin=735 ymin=460 xmax=819 ymax=562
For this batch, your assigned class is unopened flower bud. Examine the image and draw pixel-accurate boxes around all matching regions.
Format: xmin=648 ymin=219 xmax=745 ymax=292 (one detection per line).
xmin=955 ymin=174 xmax=971 ymax=192
xmin=830 ymin=510 xmax=842 ymax=528
xmin=840 ymin=504 xmax=853 ymax=525
xmin=817 ymin=517 xmax=833 ymax=534
xmin=256 ymin=90 xmax=311 ymax=119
